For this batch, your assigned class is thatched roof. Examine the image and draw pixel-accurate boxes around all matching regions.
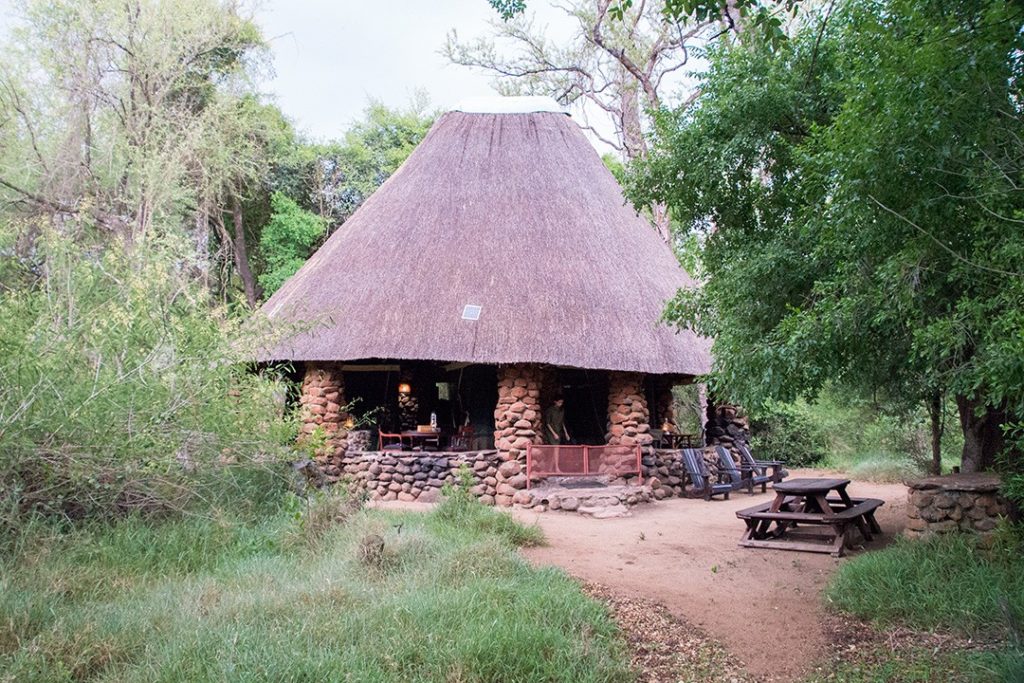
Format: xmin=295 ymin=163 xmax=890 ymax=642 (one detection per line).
xmin=259 ymin=98 xmax=711 ymax=376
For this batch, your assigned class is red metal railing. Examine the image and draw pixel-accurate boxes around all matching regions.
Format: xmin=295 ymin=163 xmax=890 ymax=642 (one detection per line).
xmin=525 ymin=444 xmax=642 ymax=489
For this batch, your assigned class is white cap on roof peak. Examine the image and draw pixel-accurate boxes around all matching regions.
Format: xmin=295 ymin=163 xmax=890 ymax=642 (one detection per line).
xmin=452 ymin=95 xmax=569 ymax=115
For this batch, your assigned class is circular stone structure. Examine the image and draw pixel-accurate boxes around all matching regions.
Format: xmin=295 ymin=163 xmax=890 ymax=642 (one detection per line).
xmin=905 ymin=472 xmax=1010 ymax=537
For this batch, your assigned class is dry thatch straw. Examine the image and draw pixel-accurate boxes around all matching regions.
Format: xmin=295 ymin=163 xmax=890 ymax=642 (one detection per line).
xmin=260 ymin=99 xmax=710 ymax=376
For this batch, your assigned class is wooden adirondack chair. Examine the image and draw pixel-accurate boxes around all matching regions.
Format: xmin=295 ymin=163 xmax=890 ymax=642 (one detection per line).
xmin=680 ymin=448 xmax=736 ymax=500
xmin=714 ymin=446 xmax=755 ymax=494
xmin=737 ymin=443 xmax=787 ymax=488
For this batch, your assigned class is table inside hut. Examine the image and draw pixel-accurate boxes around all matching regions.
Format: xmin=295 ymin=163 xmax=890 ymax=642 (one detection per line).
xmin=400 ymin=430 xmax=442 ymax=450
xmin=736 ymin=478 xmax=884 ymax=557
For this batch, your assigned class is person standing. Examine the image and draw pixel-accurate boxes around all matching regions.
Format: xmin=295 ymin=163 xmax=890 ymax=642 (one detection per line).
xmin=544 ymin=397 xmax=571 ymax=445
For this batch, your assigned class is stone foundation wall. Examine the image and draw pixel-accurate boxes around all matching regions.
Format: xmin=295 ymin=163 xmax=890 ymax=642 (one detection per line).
xmin=606 ymin=372 xmax=654 ymax=448
xmin=905 ymin=473 xmax=1010 ymax=537
xmin=338 ymin=450 xmax=512 ymax=504
xmin=299 ymin=363 xmax=349 ymax=482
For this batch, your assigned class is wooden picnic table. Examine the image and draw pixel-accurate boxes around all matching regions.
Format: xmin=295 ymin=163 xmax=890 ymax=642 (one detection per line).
xmin=736 ymin=477 xmax=883 ymax=557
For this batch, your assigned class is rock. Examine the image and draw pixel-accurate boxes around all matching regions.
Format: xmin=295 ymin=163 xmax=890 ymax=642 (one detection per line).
xmin=508 ymin=474 xmax=528 ymax=490
xmin=648 ymin=477 xmax=662 ymax=489
xmin=479 ymin=494 xmax=495 ymax=506
xmin=560 ymin=496 xmax=580 ymax=511
xmin=498 ymin=460 xmax=522 ymax=478
xmin=974 ymin=518 xmax=997 ymax=532
xmin=512 ymin=490 xmax=533 ymax=506
xmin=397 ymin=492 xmax=417 ymax=502
xmin=417 ymin=489 xmax=440 ymax=504
xmin=495 ymin=494 xmax=513 ymax=507
xmin=653 ymin=487 xmax=669 ymax=500
xmin=933 ymin=493 xmax=957 ymax=509
xmin=579 ymin=504 xmax=631 ymax=519
xmin=496 ymin=483 xmax=517 ymax=496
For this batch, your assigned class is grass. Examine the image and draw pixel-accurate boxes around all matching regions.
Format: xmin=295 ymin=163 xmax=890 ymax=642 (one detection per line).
xmin=0 ymin=490 xmax=629 ymax=683
xmin=806 ymin=645 xmax=1024 ymax=683
xmin=826 ymin=531 xmax=1024 ymax=636
xmin=821 ymin=529 xmax=1024 ymax=682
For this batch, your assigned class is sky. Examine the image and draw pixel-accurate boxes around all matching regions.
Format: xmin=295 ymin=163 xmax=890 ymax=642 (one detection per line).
xmin=255 ymin=0 xmax=580 ymax=142
xmin=0 ymin=0 xmax=608 ymax=149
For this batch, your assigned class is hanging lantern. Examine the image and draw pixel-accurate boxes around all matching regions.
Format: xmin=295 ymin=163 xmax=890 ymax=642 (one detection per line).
xmin=398 ymin=382 xmax=411 ymax=395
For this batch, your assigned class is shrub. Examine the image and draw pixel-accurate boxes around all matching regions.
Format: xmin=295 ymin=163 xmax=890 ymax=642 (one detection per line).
xmin=749 ymin=399 xmax=829 ymax=466
xmin=0 ymin=227 xmax=296 ymax=534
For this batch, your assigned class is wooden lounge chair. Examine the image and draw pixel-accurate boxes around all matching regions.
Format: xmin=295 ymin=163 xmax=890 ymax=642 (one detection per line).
xmin=737 ymin=443 xmax=788 ymax=487
xmin=680 ymin=448 xmax=736 ymax=500
xmin=714 ymin=446 xmax=755 ymax=494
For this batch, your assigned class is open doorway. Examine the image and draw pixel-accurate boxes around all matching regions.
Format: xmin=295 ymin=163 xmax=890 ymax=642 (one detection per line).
xmin=553 ymin=368 xmax=609 ymax=445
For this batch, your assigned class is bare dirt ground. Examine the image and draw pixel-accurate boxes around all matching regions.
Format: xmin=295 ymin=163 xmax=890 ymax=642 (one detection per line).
xmin=511 ymin=469 xmax=909 ymax=682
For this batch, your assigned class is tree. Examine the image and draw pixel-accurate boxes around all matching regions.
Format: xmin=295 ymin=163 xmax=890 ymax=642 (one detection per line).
xmin=0 ymin=0 xmax=266 ymax=255
xmin=257 ymin=192 xmax=326 ymax=297
xmin=628 ymin=0 xmax=1024 ymax=472
xmin=448 ymin=0 xmax=718 ymax=242
xmin=488 ymin=0 xmax=806 ymax=46
xmin=304 ymin=98 xmax=436 ymax=231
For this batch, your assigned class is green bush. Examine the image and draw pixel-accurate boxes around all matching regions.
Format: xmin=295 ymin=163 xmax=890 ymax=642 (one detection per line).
xmin=750 ymin=399 xmax=829 ymax=467
xmin=0 ymin=227 xmax=296 ymax=534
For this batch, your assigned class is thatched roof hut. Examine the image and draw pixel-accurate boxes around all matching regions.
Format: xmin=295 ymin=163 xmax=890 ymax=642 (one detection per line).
xmin=260 ymin=97 xmax=710 ymax=376
xmin=262 ymin=98 xmax=712 ymax=499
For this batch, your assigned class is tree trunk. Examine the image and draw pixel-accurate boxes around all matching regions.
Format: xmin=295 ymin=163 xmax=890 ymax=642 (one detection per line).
xmin=927 ymin=391 xmax=943 ymax=476
xmin=956 ymin=394 xmax=1007 ymax=473
xmin=230 ymin=194 xmax=259 ymax=308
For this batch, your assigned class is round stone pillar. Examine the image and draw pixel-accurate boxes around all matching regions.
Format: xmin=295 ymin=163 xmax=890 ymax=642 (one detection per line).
xmin=606 ymin=372 xmax=653 ymax=449
xmin=298 ymin=362 xmax=349 ymax=482
xmin=493 ymin=364 xmax=543 ymax=506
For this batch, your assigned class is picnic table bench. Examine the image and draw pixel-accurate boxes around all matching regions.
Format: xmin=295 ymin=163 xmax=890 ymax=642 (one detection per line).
xmin=736 ymin=478 xmax=883 ymax=557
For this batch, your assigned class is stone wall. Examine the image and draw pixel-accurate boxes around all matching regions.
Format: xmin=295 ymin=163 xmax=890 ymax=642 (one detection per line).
xmin=338 ymin=450 xmax=510 ymax=504
xmin=299 ymin=363 xmax=349 ymax=483
xmin=606 ymin=372 xmax=654 ymax=449
xmin=905 ymin=473 xmax=1010 ymax=537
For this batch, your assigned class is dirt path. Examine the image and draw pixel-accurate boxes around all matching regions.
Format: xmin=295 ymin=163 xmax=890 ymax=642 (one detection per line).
xmin=512 ymin=470 xmax=908 ymax=682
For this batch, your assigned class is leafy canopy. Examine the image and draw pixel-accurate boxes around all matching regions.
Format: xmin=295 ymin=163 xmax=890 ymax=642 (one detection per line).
xmin=627 ymin=0 xmax=1024 ymax=454
xmin=257 ymin=192 xmax=327 ymax=296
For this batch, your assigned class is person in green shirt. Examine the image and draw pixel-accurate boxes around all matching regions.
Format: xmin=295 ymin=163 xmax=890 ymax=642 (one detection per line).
xmin=544 ymin=397 xmax=571 ymax=445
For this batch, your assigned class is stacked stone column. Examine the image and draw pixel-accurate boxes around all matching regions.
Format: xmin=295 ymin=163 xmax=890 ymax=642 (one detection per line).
xmin=606 ymin=372 xmax=654 ymax=449
xmin=298 ymin=363 xmax=349 ymax=482
xmin=397 ymin=369 xmax=419 ymax=430
xmin=705 ymin=401 xmax=749 ymax=458
xmin=493 ymin=364 xmax=542 ymax=506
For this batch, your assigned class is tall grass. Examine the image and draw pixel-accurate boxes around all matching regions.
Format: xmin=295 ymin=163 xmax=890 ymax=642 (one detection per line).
xmin=826 ymin=531 xmax=1024 ymax=638
xmin=0 ymin=495 xmax=628 ymax=682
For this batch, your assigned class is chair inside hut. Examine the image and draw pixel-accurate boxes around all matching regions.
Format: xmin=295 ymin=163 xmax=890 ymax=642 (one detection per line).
xmin=342 ymin=362 xmax=498 ymax=452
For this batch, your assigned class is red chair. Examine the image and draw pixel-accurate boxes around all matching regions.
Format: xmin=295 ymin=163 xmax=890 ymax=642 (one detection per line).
xmin=378 ymin=430 xmax=408 ymax=451
xmin=448 ymin=426 xmax=474 ymax=452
